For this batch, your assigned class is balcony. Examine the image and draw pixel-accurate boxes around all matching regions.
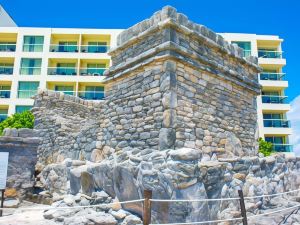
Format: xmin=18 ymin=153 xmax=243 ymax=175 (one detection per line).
xmin=48 ymin=67 xmax=77 ymax=76
xmin=260 ymin=73 xmax=285 ymax=81
xmin=78 ymin=91 xmax=105 ymax=100
xmin=0 ymin=43 xmax=16 ymax=52
xmin=272 ymin=144 xmax=293 ymax=152
xmin=0 ymin=66 xmax=13 ymax=75
xmin=261 ymin=95 xmax=288 ymax=104
xmin=263 ymin=119 xmax=290 ymax=128
xmin=18 ymin=90 xmax=38 ymax=99
xmin=0 ymin=114 xmax=7 ymax=122
xmin=56 ymin=90 xmax=75 ymax=96
xmin=20 ymin=67 xmax=42 ymax=75
xmin=80 ymin=45 xmax=109 ymax=53
xmin=79 ymin=68 xmax=106 ymax=76
xmin=23 ymin=44 xmax=44 ymax=52
xmin=258 ymin=50 xmax=282 ymax=59
xmin=0 ymin=90 xmax=11 ymax=98
xmin=49 ymin=44 xmax=78 ymax=53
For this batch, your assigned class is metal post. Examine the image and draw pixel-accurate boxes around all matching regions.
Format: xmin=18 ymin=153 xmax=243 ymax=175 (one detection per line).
xmin=143 ymin=190 xmax=152 ymax=225
xmin=238 ymin=189 xmax=248 ymax=225
xmin=0 ymin=189 xmax=4 ymax=217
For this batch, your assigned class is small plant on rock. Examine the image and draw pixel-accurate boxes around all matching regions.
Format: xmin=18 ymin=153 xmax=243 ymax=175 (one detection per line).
xmin=0 ymin=111 xmax=34 ymax=135
xmin=258 ymin=137 xmax=274 ymax=156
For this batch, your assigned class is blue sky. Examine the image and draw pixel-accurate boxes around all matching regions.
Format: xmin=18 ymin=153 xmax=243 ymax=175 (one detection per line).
xmin=1 ymin=0 xmax=300 ymax=152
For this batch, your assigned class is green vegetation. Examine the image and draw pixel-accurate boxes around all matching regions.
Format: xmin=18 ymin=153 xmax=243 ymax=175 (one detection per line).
xmin=0 ymin=111 xmax=34 ymax=135
xmin=258 ymin=137 xmax=274 ymax=156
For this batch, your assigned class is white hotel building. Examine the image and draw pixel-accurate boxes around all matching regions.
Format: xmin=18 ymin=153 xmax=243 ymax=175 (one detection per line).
xmin=0 ymin=6 xmax=292 ymax=152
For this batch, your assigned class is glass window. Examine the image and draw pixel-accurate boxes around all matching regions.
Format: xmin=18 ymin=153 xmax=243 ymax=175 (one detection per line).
xmin=0 ymin=42 xmax=16 ymax=52
xmin=87 ymin=42 xmax=108 ymax=53
xmin=0 ymin=63 xmax=14 ymax=75
xmin=56 ymin=63 xmax=76 ymax=75
xmin=20 ymin=58 xmax=42 ymax=75
xmin=58 ymin=41 xmax=78 ymax=52
xmin=55 ymin=85 xmax=74 ymax=95
xmin=262 ymin=91 xmax=280 ymax=96
xmin=16 ymin=105 xmax=32 ymax=113
xmin=23 ymin=36 xmax=44 ymax=52
xmin=232 ymin=41 xmax=251 ymax=57
xmin=18 ymin=81 xmax=39 ymax=98
xmin=263 ymin=114 xmax=282 ymax=119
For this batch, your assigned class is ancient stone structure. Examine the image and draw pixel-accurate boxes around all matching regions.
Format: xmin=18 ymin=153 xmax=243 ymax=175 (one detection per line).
xmin=34 ymin=6 xmax=261 ymax=166
xmin=30 ymin=6 xmax=300 ymax=225
xmin=0 ymin=128 xmax=39 ymax=203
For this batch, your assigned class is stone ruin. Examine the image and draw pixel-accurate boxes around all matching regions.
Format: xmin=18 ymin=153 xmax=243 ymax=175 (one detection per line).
xmin=5 ymin=6 xmax=300 ymax=225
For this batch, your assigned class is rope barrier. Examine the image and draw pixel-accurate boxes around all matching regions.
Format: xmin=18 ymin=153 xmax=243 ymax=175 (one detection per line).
xmin=244 ymin=188 xmax=300 ymax=200
xmin=0 ymin=199 xmax=144 ymax=211
xmin=247 ymin=204 xmax=300 ymax=219
xmin=147 ymin=217 xmax=243 ymax=225
xmin=150 ymin=197 xmax=240 ymax=203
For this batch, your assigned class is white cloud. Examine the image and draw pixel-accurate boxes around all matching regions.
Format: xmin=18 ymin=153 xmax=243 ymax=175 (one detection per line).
xmin=287 ymin=95 xmax=300 ymax=156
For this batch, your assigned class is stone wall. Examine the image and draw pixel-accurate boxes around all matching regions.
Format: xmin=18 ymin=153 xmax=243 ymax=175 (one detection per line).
xmin=33 ymin=91 xmax=104 ymax=165
xmin=102 ymin=6 xmax=261 ymax=158
xmin=0 ymin=128 xmax=39 ymax=200
xmin=33 ymin=6 xmax=261 ymax=164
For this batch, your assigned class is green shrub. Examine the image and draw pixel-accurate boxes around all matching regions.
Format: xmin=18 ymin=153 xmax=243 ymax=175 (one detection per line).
xmin=258 ymin=137 xmax=274 ymax=156
xmin=0 ymin=111 xmax=34 ymax=135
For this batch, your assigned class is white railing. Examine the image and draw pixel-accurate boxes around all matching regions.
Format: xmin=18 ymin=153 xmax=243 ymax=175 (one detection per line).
xmin=79 ymin=67 xmax=107 ymax=76
xmin=19 ymin=67 xmax=41 ymax=75
xmin=47 ymin=67 xmax=77 ymax=76
xmin=258 ymin=50 xmax=283 ymax=58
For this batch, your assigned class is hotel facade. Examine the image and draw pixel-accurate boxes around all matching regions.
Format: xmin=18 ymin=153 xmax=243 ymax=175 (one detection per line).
xmin=0 ymin=8 xmax=292 ymax=152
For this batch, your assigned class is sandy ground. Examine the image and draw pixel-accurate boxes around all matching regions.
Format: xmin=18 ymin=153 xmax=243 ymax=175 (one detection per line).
xmin=0 ymin=201 xmax=59 ymax=225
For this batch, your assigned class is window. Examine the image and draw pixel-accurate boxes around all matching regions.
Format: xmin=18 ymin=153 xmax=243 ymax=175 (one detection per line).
xmin=56 ymin=63 xmax=76 ymax=75
xmin=265 ymin=136 xmax=285 ymax=144
xmin=20 ymin=58 xmax=42 ymax=75
xmin=23 ymin=36 xmax=44 ymax=52
xmin=263 ymin=114 xmax=282 ymax=120
xmin=0 ymin=85 xmax=11 ymax=98
xmin=16 ymin=106 xmax=32 ymax=113
xmin=232 ymin=41 xmax=251 ymax=57
xmin=0 ymin=42 xmax=16 ymax=52
xmin=0 ymin=109 xmax=8 ymax=122
xmin=81 ymin=86 xmax=104 ymax=100
xmin=87 ymin=42 xmax=108 ymax=53
xmin=58 ymin=41 xmax=78 ymax=52
xmin=87 ymin=63 xmax=106 ymax=76
xmin=262 ymin=91 xmax=280 ymax=96
xmin=54 ymin=85 xmax=74 ymax=95
xmin=0 ymin=63 xmax=14 ymax=75
xmin=18 ymin=81 xmax=39 ymax=98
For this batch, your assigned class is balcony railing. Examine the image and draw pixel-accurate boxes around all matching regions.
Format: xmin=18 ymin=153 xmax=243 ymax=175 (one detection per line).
xmin=258 ymin=50 xmax=282 ymax=59
xmin=78 ymin=91 xmax=105 ymax=100
xmin=272 ymin=144 xmax=293 ymax=152
xmin=0 ymin=90 xmax=11 ymax=98
xmin=18 ymin=90 xmax=38 ymax=98
xmin=23 ymin=44 xmax=44 ymax=52
xmin=0 ymin=43 xmax=16 ymax=52
xmin=20 ymin=67 xmax=41 ymax=75
xmin=261 ymin=95 xmax=288 ymax=104
xmin=242 ymin=50 xmax=251 ymax=58
xmin=80 ymin=45 xmax=110 ymax=53
xmin=79 ymin=68 xmax=107 ymax=76
xmin=55 ymin=90 xmax=75 ymax=96
xmin=49 ymin=45 xmax=78 ymax=53
xmin=0 ymin=114 xmax=7 ymax=122
xmin=0 ymin=66 xmax=13 ymax=75
xmin=260 ymin=73 xmax=285 ymax=81
xmin=48 ymin=67 xmax=77 ymax=76
xmin=263 ymin=119 xmax=291 ymax=128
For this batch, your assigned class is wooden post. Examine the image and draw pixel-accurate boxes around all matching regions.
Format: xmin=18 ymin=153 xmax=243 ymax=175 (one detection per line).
xmin=0 ymin=189 xmax=4 ymax=217
xmin=238 ymin=189 xmax=248 ymax=225
xmin=143 ymin=190 xmax=152 ymax=225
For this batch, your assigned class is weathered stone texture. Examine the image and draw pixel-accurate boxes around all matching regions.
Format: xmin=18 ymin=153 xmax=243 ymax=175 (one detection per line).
xmin=33 ymin=90 xmax=104 ymax=165
xmin=0 ymin=128 xmax=39 ymax=200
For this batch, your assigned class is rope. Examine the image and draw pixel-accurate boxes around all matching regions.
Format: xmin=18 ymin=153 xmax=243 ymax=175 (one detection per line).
xmin=150 ymin=197 xmax=240 ymax=203
xmin=247 ymin=204 xmax=300 ymax=219
xmin=148 ymin=217 xmax=243 ymax=225
xmin=0 ymin=199 xmax=144 ymax=211
xmin=244 ymin=188 xmax=300 ymax=200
